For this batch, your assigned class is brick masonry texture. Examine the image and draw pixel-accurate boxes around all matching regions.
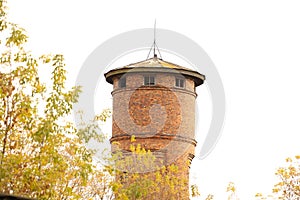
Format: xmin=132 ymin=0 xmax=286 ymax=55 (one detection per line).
xmin=110 ymin=72 xmax=198 ymax=173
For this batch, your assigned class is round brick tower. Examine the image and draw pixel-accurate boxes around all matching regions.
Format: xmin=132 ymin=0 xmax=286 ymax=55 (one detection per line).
xmin=104 ymin=54 xmax=205 ymax=193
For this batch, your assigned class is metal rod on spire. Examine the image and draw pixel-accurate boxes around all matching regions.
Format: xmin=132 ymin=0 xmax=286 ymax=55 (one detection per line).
xmin=153 ymin=19 xmax=156 ymax=56
xmin=147 ymin=19 xmax=162 ymax=59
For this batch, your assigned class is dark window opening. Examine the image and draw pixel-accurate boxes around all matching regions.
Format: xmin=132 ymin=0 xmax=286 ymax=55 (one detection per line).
xmin=144 ymin=75 xmax=155 ymax=86
xmin=119 ymin=77 xmax=126 ymax=88
xmin=175 ymin=78 xmax=185 ymax=88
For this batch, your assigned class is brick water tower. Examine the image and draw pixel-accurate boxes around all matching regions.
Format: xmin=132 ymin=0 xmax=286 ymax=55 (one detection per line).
xmin=105 ymin=53 xmax=205 ymax=195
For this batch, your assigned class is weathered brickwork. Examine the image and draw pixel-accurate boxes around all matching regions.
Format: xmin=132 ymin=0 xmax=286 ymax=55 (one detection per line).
xmin=111 ymin=73 xmax=197 ymax=171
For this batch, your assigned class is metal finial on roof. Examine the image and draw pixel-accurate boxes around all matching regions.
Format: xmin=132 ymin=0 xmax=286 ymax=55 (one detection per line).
xmin=153 ymin=19 xmax=157 ymax=56
xmin=147 ymin=19 xmax=163 ymax=60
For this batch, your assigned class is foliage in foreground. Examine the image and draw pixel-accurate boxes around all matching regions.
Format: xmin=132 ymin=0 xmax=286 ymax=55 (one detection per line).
xmin=255 ymin=155 xmax=300 ymax=200
xmin=0 ymin=1 xmax=111 ymax=199
xmin=107 ymin=139 xmax=190 ymax=200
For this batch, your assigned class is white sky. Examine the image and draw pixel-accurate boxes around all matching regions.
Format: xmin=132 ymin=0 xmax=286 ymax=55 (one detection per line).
xmin=7 ymin=0 xmax=300 ymax=199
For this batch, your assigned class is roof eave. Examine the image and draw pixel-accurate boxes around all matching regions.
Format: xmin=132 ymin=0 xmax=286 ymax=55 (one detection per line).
xmin=104 ymin=67 xmax=205 ymax=86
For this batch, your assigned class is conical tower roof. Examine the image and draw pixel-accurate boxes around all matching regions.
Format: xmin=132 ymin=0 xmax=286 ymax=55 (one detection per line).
xmin=105 ymin=55 xmax=205 ymax=86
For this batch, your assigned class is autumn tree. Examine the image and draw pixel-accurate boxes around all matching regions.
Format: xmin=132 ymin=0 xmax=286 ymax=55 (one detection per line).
xmin=255 ymin=155 xmax=300 ymax=200
xmin=0 ymin=1 xmax=112 ymax=199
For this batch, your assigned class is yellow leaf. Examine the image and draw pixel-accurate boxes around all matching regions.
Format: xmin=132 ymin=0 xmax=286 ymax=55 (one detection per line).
xmin=130 ymin=135 xmax=136 ymax=142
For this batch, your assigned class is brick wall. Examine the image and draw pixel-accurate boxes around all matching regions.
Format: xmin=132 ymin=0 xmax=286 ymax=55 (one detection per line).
xmin=111 ymin=72 xmax=197 ymax=168
xmin=110 ymin=72 xmax=199 ymax=199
